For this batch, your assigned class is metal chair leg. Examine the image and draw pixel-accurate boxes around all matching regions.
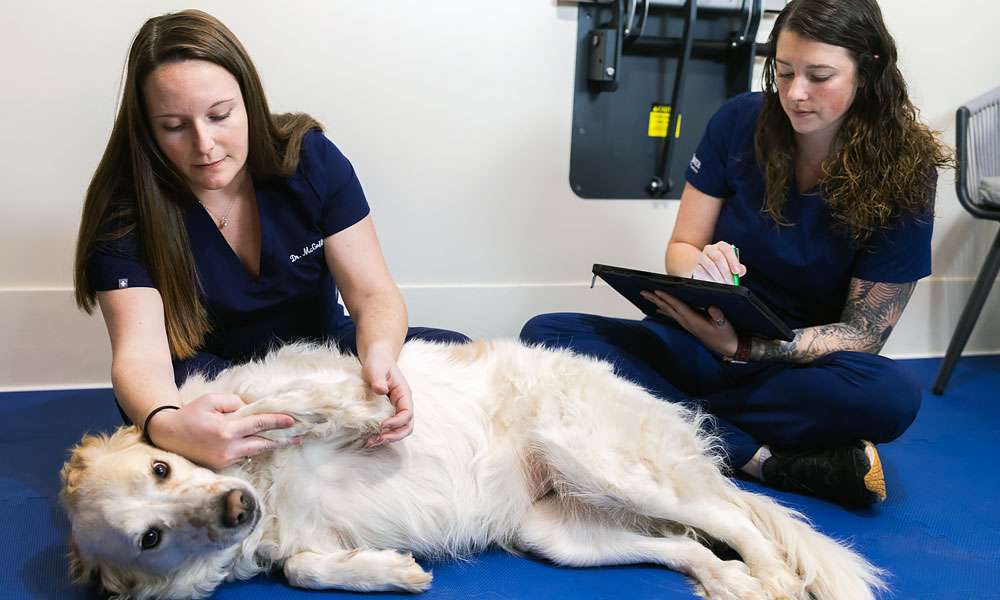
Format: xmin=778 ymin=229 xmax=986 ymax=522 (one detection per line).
xmin=933 ymin=225 xmax=1000 ymax=394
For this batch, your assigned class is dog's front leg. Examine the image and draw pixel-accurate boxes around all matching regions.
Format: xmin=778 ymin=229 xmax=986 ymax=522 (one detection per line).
xmin=284 ymin=549 xmax=432 ymax=593
xmin=235 ymin=376 xmax=393 ymax=445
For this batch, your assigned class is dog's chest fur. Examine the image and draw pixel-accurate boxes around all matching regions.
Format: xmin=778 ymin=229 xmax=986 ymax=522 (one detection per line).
xmin=227 ymin=341 xmax=560 ymax=560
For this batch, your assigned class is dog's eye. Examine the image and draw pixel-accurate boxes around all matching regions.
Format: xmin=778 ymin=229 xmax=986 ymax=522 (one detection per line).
xmin=140 ymin=528 xmax=162 ymax=550
xmin=152 ymin=461 xmax=170 ymax=479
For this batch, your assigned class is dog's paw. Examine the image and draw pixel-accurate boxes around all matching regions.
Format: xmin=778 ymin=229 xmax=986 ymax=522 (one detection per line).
xmin=284 ymin=549 xmax=432 ymax=593
xmin=698 ymin=560 xmax=769 ymax=600
xmin=386 ymin=551 xmax=433 ymax=593
xmin=754 ymin=564 xmax=805 ymax=600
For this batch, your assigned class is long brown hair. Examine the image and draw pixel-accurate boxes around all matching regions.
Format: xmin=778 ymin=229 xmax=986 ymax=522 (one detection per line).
xmin=74 ymin=9 xmax=320 ymax=358
xmin=755 ymin=0 xmax=953 ymax=242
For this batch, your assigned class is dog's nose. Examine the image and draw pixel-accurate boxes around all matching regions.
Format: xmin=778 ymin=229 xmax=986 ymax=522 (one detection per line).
xmin=222 ymin=489 xmax=256 ymax=528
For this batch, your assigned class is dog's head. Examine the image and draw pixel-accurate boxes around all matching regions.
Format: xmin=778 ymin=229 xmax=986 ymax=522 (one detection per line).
xmin=60 ymin=427 xmax=262 ymax=599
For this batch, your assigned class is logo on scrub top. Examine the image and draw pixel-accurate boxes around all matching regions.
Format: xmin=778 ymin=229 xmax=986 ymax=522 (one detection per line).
xmin=118 ymin=279 xmax=129 ymax=289
xmin=689 ymin=154 xmax=702 ymax=174
xmin=289 ymin=239 xmax=324 ymax=263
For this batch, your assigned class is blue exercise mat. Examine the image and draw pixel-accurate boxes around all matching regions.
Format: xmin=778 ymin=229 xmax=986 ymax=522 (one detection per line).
xmin=2 ymin=355 xmax=997 ymax=599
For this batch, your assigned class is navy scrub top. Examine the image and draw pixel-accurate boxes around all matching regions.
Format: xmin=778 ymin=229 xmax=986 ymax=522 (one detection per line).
xmin=87 ymin=129 xmax=370 ymax=362
xmin=684 ymin=92 xmax=934 ymax=331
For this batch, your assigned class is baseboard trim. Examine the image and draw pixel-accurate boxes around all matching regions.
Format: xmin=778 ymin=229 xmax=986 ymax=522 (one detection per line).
xmin=3 ymin=278 xmax=999 ymax=389
xmin=0 ymin=382 xmax=112 ymax=393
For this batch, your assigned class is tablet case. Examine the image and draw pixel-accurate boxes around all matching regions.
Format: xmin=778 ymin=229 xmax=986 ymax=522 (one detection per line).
xmin=592 ymin=264 xmax=795 ymax=341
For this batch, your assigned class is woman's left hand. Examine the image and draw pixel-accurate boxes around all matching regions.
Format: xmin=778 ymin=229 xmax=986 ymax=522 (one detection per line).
xmin=361 ymin=351 xmax=414 ymax=447
xmin=640 ymin=290 xmax=739 ymax=359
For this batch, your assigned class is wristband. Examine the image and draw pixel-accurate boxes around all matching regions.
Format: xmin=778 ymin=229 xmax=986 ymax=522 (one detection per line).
xmin=142 ymin=405 xmax=180 ymax=446
xmin=724 ymin=335 xmax=752 ymax=364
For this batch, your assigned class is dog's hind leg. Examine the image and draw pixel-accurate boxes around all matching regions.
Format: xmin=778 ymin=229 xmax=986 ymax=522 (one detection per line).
xmin=511 ymin=496 xmax=768 ymax=600
xmin=534 ymin=418 xmax=803 ymax=599
xmin=283 ymin=549 xmax=432 ymax=593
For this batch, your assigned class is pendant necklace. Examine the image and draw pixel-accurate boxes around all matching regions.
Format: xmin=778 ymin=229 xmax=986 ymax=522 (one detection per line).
xmin=200 ymin=196 xmax=238 ymax=229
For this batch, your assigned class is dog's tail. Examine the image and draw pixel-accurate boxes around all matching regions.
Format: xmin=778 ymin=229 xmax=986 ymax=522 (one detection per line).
xmin=723 ymin=485 xmax=888 ymax=600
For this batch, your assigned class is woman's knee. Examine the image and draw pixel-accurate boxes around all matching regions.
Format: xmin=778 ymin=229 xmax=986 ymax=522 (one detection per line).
xmin=766 ymin=354 xmax=921 ymax=447
xmin=438 ymin=330 xmax=472 ymax=345
xmin=823 ymin=353 xmax=922 ymax=443
xmin=406 ymin=327 xmax=471 ymax=345
xmin=519 ymin=313 xmax=581 ymax=345
xmin=868 ymin=360 xmax=922 ymax=441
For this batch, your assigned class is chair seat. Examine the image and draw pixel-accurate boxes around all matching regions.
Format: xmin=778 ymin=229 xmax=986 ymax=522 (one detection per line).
xmin=979 ymin=177 xmax=1000 ymax=208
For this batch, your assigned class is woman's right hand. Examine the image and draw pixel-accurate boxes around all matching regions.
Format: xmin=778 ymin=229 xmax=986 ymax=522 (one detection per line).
xmin=692 ymin=241 xmax=746 ymax=284
xmin=145 ymin=393 xmax=300 ymax=470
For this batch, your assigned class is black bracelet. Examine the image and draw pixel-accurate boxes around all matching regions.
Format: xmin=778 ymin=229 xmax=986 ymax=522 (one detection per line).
xmin=142 ymin=405 xmax=180 ymax=446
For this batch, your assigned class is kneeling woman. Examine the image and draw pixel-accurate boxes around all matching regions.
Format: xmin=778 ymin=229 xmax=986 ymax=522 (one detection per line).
xmin=74 ymin=10 xmax=469 ymax=471
xmin=522 ymin=0 xmax=951 ymax=506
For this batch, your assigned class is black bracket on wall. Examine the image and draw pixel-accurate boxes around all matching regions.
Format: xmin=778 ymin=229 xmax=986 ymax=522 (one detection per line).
xmin=569 ymin=0 xmax=774 ymax=199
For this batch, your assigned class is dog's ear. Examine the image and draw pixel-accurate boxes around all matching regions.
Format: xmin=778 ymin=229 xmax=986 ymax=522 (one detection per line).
xmin=98 ymin=565 xmax=138 ymax=599
xmin=59 ymin=433 xmax=103 ymax=509
xmin=69 ymin=538 xmax=138 ymax=599
xmin=67 ymin=539 xmax=99 ymax=585
xmin=73 ymin=544 xmax=141 ymax=599
xmin=60 ymin=427 xmax=142 ymax=512
xmin=69 ymin=536 xmax=146 ymax=600
xmin=105 ymin=425 xmax=143 ymax=449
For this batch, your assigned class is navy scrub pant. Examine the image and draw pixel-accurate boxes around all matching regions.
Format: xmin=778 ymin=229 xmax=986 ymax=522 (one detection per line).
xmin=118 ymin=324 xmax=471 ymax=424
xmin=519 ymin=312 xmax=921 ymax=469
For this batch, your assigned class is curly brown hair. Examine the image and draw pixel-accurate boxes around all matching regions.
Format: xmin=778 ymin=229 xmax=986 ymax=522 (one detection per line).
xmin=755 ymin=0 xmax=953 ymax=242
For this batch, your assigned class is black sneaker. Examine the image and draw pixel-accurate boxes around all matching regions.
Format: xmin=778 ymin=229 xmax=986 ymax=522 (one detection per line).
xmin=761 ymin=440 xmax=886 ymax=507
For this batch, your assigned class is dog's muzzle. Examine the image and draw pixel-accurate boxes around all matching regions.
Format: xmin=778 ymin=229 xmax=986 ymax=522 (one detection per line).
xmin=221 ymin=489 xmax=258 ymax=529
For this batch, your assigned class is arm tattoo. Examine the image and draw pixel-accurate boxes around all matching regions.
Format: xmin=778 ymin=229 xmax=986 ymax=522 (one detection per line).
xmin=750 ymin=278 xmax=917 ymax=363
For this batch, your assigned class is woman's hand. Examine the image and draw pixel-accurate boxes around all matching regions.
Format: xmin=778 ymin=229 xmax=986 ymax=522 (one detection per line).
xmin=691 ymin=241 xmax=746 ymax=284
xmin=361 ymin=348 xmax=414 ymax=447
xmin=145 ymin=393 xmax=301 ymax=470
xmin=641 ymin=290 xmax=739 ymax=359
xmin=324 ymin=216 xmax=413 ymax=447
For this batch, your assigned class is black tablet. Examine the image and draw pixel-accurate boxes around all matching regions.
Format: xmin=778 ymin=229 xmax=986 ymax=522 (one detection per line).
xmin=592 ymin=264 xmax=795 ymax=341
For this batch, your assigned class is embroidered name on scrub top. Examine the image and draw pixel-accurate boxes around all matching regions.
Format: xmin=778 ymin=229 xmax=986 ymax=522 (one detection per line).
xmin=290 ymin=239 xmax=324 ymax=263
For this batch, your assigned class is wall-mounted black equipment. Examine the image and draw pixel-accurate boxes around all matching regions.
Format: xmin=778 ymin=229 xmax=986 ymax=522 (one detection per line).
xmin=569 ymin=0 xmax=780 ymax=199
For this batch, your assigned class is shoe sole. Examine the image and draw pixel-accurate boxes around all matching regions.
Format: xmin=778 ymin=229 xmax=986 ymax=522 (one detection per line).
xmin=861 ymin=440 xmax=887 ymax=502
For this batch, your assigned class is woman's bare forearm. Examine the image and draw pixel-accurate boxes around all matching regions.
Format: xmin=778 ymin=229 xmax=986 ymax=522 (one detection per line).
xmin=350 ymin=287 xmax=408 ymax=363
xmin=111 ymin=355 xmax=181 ymax=424
xmin=665 ymin=241 xmax=704 ymax=277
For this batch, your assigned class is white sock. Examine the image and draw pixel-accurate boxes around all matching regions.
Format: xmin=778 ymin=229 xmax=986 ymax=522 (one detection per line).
xmin=739 ymin=446 xmax=772 ymax=481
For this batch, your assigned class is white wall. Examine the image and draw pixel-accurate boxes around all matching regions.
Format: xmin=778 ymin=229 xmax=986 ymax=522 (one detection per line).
xmin=2 ymin=0 xmax=999 ymax=389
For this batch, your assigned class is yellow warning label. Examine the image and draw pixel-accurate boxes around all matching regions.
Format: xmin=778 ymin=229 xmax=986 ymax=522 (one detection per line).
xmin=648 ymin=104 xmax=681 ymax=138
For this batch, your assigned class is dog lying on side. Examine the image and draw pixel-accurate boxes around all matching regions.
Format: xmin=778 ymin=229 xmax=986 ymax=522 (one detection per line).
xmin=61 ymin=340 xmax=886 ymax=600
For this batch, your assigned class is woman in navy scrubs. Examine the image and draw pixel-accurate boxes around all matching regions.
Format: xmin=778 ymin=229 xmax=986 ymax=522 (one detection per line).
xmin=521 ymin=0 xmax=951 ymax=506
xmin=74 ymin=10 xmax=469 ymax=469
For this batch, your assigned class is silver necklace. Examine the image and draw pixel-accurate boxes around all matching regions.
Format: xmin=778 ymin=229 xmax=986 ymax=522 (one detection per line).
xmin=200 ymin=196 xmax=238 ymax=229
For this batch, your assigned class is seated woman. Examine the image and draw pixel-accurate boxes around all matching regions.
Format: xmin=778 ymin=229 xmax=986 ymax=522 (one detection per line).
xmin=521 ymin=0 xmax=951 ymax=507
xmin=74 ymin=9 xmax=469 ymax=470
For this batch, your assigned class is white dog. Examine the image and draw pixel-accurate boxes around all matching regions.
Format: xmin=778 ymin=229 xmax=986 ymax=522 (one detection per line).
xmin=61 ymin=340 xmax=886 ymax=600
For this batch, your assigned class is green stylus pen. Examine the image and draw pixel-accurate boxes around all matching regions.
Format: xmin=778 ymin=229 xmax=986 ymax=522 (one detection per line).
xmin=732 ymin=246 xmax=741 ymax=286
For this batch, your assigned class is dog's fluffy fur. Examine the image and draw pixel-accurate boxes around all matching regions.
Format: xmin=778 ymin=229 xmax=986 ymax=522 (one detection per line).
xmin=61 ymin=340 xmax=887 ymax=599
